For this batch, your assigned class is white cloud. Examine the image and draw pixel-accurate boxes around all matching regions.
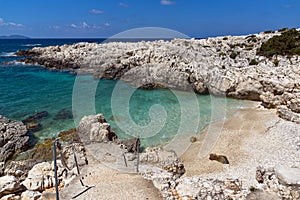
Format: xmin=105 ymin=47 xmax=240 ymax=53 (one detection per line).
xmin=160 ymin=0 xmax=175 ymax=5
xmin=70 ymin=24 xmax=78 ymax=28
xmin=0 ymin=17 xmax=24 ymax=27
xmin=89 ymin=9 xmax=104 ymax=14
xmin=50 ymin=25 xmax=60 ymax=29
xmin=82 ymin=22 xmax=90 ymax=28
xmin=69 ymin=22 xmax=91 ymax=29
xmin=68 ymin=22 xmax=105 ymax=30
xmin=119 ymin=2 xmax=128 ymax=7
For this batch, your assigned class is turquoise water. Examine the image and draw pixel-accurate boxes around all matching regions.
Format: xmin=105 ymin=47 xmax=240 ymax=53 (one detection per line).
xmin=0 ymin=39 xmax=250 ymax=147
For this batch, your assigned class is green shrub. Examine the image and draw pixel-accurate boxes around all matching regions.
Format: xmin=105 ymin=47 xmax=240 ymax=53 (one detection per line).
xmin=273 ymin=59 xmax=279 ymax=66
xmin=246 ymin=35 xmax=258 ymax=43
xmin=249 ymin=59 xmax=259 ymax=65
xmin=249 ymin=186 xmax=257 ymax=192
xmin=230 ymin=52 xmax=238 ymax=59
xmin=257 ymin=28 xmax=300 ymax=58
xmin=264 ymin=30 xmax=275 ymax=34
xmin=278 ymin=27 xmax=288 ymax=32
xmin=219 ymin=52 xmax=226 ymax=57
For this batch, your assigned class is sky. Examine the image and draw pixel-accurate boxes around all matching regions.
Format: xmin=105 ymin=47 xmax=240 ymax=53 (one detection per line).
xmin=0 ymin=0 xmax=299 ymax=38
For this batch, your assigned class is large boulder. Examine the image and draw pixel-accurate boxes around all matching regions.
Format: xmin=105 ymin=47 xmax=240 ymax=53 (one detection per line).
xmin=21 ymin=190 xmax=42 ymax=200
xmin=0 ymin=115 xmax=29 ymax=162
xmin=277 ymin=106 xmax=300 ymax=124
xmin=21 ymin=161 xmax=65 ymax=191
xmin=275 ymin=166 xmax=300 ymax=185
xmin=77 ymin=114 xmax=117 ymax=143
xmin=140 ymin=147 xmax=185 ymax=178
xmin=0 ymin=175 xmax=22 ymax=198
xmin=4 ymin=160 xmax=37 ymax=181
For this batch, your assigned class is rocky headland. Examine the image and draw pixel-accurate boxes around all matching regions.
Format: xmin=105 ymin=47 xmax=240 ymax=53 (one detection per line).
xmin=16 ymin=28 xmax=300 ymax=123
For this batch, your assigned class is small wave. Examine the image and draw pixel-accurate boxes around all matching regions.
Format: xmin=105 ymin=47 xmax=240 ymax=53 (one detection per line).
xmin=2 ymin=61 xmax=33 ymax=66
xmin=0 ymin=52 xmax=17 ymax=58
xmin=22 ymin=44 xmax=42 ymax=47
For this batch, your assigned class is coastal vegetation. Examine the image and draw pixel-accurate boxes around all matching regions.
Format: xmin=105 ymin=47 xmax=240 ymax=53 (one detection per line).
xmin=258 ymin=28 xmax=300 ymax=58
xmin=249 ymin=59 xmax=259 ymax=65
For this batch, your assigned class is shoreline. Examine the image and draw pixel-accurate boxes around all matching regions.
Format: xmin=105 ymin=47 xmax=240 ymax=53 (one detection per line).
xmin=15 ymin=28 xmax=300 ymax=124
xmin=59 ymin=101 xmax=300 ymax=199
xmin=181 ymin=101 xmax=300 ymax=188
xmin=1 ymin=29 xmax=300 ymax=199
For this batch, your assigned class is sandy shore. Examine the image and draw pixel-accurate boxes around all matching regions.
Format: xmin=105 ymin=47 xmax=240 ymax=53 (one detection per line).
xmin=59 ymin=101 xmax=300 ymax=199
xmin=181 ymin=102 xmax=300 ymax=188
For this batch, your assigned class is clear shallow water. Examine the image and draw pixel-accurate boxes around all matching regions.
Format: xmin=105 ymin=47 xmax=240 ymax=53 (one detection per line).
xmin=0 ymin=39 xmax=250 ymax=147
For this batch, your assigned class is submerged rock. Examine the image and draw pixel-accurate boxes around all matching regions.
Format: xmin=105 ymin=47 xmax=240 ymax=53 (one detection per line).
xmin=25 ymin=122 xmax=42 ymax=132
xmin=22 ymin=111 xmax=49 ymax=124
xmin=53 ymin=108 xmax=73 ymax=120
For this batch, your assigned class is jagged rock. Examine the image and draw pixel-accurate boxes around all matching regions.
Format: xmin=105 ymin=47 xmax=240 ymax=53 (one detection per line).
xmin=277 ymin=105 xmax=300 ymax=123
xmin=175 ymin=177 xmax=245 ymax=200
xmin=246 ymin=191 xmax=280 ymax=200
xmin=256 ymin=166 xmax=265 ymax=183
xmin=0 ymin=116 xmax=29 ymax=162
xmin=275 ymin=166 xmax=300 ymax=185
xmin=0 ymin=194 xmax=21 ymax=200
xmin=15 ymin=31 xmax=300 ymax=123
xmin=21 ymin=190 xmax=41 ymax=200
xmin=21 ymin=161 xmax=65 ymax=191
xmin=139 ymin=147 xmax=185 ymax=181
xmin=59 ymin=142 xmax=87 ymax=169
xmin=140 ymin=147 xmax=180 ymax=168
xmin=116 ymin=137 xmax=140 ymax=153
xmin=0 ymin=176 xmax=22 ymax=198
xmin=4 ymin=160 xmax=37 ymax=181
xmin=209 ymin=153 xmax=230 ymax=164
xmin=26 ymin=122 xmax=42 ymax=132
xmin=77 ymin=114 xmax=117 ymax=143
xmin=254 ymin=166 xmax=300 ymax=199
xmin=0 ymin=162 xmax=4 ymax=176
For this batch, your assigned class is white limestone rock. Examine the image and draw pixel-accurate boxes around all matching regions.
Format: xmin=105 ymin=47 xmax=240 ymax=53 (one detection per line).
xmin=0 ymin=176 xmax=21 ymax=198
xmin=275 ymin=166 xmax=300 ymax=185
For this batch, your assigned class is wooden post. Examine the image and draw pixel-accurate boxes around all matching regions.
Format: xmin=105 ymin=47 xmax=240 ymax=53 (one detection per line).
xmin=52 ymin=139 xmax=59 ymax=200
xmin=72 ymin=146 xmax=80 ymax=175
xmin=123 ymin=153 xmax=128 ymax=167
xmin=136 ymin=137 xmax=140 ymax=173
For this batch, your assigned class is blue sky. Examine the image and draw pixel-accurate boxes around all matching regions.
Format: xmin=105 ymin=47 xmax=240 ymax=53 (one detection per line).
xmin=0 ymin=0 xmax=299 ymax=38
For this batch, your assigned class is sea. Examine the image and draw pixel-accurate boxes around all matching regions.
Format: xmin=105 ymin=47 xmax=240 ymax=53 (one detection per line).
xmin=0 ymin=39 xmax=250 ymax=147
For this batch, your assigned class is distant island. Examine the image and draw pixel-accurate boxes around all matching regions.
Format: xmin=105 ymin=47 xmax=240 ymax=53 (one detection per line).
xmin=0 ymin=35 xmax=30 ymax=39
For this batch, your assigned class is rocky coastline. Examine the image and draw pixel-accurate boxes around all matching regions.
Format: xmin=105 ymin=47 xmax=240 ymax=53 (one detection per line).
xmin=1 ymin=111 xmax=300 ymax=199
xmin=16 ymin=28 xmax=300 ymax=123
xmin=1 ymin=28 xmax=300 ymax=199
